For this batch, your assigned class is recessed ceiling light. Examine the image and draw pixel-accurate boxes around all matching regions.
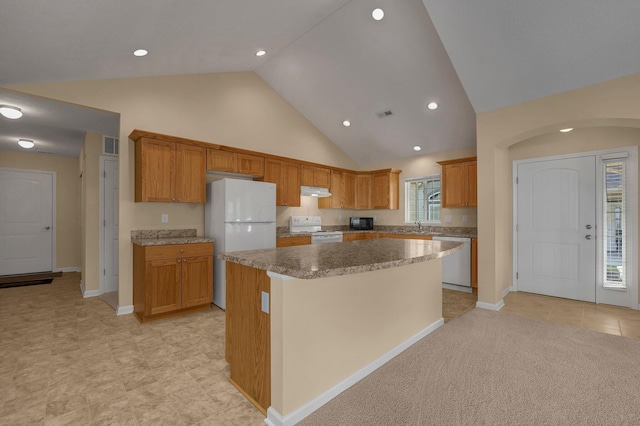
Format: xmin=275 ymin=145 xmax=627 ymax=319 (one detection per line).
xmin=256 ymin=50 xmax=267 ymax=57
xmin=427 ymin=102 xmax=438 ymax=110
xmin=342 ymin=120 xmax=351 ymax=127
xmin=413 ymin=146 xmax=422 ymax=151
xmin=134 ymin=49 xmax=148 ymax=57
xmin=372 ymin=8 xmax=384 ymax=21
xmin=0 ymin=105 xmax=23 ymax=119
xmin=18 ymin=139 xmax=35 ymax=149
xmin=560 ymin=128 xmax=573 ymax=133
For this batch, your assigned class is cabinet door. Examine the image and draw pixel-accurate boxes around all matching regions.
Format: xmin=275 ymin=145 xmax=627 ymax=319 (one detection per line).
xmin=175 ymin=144 xmax=206 ymax=203
xmin=276 ymin=236 xmax=311 ymax=247
xmin=441 ymin=163 xmax=466 ymax=208
xmin=329 ymin=171 xmax=344 ymax=208
xmin=371 ymin=172 xmax=390 ymax=209
xmin=262 ymin=159 xmax=282 ymax=205
xmin=182 ymin=256 xmax=213 ymax=308
xmin=343 ymin=172 xmax=356 ymax=209
xmin=355 ymin=174 xmax=372 ymax=209
xmin=146 ymin=259 xmax=181 ymax=316
xmin=466 ymin=161 xmax=478 ymax=207
xmin=237 ymin=154 xmax=265 ymax=176
xmin=207 ymin=149 xmax=236 ymax=173
xmin=136 ymin=138 xmax=175 ymax=202
xmin=314 ymin=167 xmax=331 ymax=188
xmin=281 ymin=161 xmax=301 ymax=207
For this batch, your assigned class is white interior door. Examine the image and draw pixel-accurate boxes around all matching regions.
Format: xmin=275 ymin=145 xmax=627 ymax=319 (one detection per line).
xmin=517 ymin=156 xmax=596 ymax=302
xmin=103 ymin=158 xmax=119 ymax=293
xmin=0 ymin=169 xmax=54 ymax=275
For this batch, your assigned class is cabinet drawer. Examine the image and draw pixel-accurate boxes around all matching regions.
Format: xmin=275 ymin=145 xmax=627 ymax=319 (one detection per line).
xmin=144 ymin=243 xmax=213 ymax=260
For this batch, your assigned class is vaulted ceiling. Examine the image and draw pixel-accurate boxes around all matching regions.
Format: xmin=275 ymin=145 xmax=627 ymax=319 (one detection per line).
xmin=1 ymin=0 xmax=639 ymax=162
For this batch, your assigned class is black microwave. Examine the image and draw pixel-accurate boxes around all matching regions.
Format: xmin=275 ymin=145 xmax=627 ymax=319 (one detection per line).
xmin=349 ymin=217 xmax=374 ymax=230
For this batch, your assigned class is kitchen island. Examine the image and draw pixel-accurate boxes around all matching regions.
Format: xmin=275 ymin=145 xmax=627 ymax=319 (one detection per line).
xmin=218 ymin=238 xmax=461 ymax=426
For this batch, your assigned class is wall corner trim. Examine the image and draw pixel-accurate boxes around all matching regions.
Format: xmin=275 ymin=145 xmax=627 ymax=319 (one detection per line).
xmin=476 ymin=300 xmax=505 ymax=311
xmin=265 ymin=317 xmax=445 ymax=426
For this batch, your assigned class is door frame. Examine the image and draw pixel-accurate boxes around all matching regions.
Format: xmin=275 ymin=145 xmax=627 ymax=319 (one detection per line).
xmin=512 ymin=147 xmax=638 ymax=309
xmin=0 ymin=167 xmax=56 ymax=274
xmin=99 ymin=156 xmax=118 ymax=295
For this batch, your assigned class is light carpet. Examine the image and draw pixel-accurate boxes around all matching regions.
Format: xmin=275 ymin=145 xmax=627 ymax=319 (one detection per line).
xmin=299 ymin=308 xmax=640 ymax=425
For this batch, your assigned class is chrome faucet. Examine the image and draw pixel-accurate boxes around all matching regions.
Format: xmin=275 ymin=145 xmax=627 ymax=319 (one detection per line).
xmin=415 ymin=221 xmax=423 ymax=232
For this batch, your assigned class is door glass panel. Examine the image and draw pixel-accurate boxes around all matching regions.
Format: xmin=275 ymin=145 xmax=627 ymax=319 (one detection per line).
xmin=603 ymin=159 xmax=626 ymax=288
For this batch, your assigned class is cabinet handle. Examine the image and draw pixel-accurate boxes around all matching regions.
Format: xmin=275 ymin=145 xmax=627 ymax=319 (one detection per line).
xmin=172 ymin=198 xmax=176 ymax=202
xmin=178 ymin=259 xmax=182 ymax=263
xmin=180 ymin=249 xmax=184 ymax=253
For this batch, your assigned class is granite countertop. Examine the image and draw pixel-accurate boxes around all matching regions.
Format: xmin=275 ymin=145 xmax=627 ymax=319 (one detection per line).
xmin=218 ymin=238 xmax=462 ymax=279
xmin=276 ymin=227 xmax=477 ymax=239
xmin=132 ymin=237 xmax=214 ymax=246
xmin=131 ymin=228 xmax=213 ymax=246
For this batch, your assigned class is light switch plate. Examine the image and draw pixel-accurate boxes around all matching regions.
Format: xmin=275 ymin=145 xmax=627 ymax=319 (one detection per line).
xmin=161 ymin=214 xmax=168 ymax=223
xmin=444 ymin=215 xmax=452 ymax=223
xmin=462 ymin=215 xmax=468 ymax=223
xmin=261 ymin=291 xmax=270 ymax=314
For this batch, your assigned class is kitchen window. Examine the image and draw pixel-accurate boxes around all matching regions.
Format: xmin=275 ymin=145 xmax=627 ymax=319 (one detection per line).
xmin=406 ymin=175 xmax=441 ymax=223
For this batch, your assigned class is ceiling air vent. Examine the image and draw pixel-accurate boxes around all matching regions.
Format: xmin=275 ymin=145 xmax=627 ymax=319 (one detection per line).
xmin=103 ymin=135 xmax=119 ymax=155
xmin=376 ymin=110 xmax=393 ymax=118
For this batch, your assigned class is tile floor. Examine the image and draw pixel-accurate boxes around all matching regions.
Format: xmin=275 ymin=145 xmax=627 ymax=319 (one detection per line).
xmin=2 ymin=275 xmax=640 ymax=425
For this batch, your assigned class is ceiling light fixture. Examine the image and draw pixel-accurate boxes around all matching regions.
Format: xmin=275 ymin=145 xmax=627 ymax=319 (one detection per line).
xmin=413 ymin=146 xmax=422 ymax=151
xmin=427 ymin=102 xmax=438 ymax=110
xmin=256 ymin=50 xmax=267 ymax=57
xmin=372 ymin=8 xmax=384 ymax=21
xmin=560 ymin=128 xmax=573 ymax=133
xmin=18 ymin=139 xmax=35 ymax=149
xmin=342 ymin=120 xmax=351 ymax=127
xmin=133 ymin=49 xmax=148 ymax=57
xmin=0 ymin=105 xmax=23 ymax=119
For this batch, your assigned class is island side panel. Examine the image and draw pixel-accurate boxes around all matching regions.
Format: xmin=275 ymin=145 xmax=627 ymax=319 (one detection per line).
xmin=270 ymin=259 xmax=442 ymax=416
xmin=225 ymin=262 xmax=271 ymax=414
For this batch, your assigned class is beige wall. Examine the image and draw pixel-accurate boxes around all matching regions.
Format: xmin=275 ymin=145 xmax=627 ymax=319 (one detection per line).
xmin=80 ymin=132 xmax=102 ymax=291
xmin=9 ymin=72 xmax=358 ymax=307
xmin=0 ymin=150 xmax=81 ymax=270
xmin=477 ymin=72 xmax=640 ymax=306
xmin=270 ymin=259 xmax=442 ymax=415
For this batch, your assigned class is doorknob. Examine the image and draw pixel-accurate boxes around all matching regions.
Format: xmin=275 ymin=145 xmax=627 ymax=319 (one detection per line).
xmin=585 ymin=235 xmax=592 ymax=240
xmin=43 ymin=226 xmax=51 ymax=230
xmin=585 ymin=224 xmax=592 ymax=229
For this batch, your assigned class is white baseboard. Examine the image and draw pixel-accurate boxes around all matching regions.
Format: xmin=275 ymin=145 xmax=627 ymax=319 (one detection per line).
xmin=476 ymin=299 xmax=505 ymax=311
xmin=55 ymin=266 xmax=80 ymax=273
xmin=79 ymin=280 xmax=102 ymax=298
xmin=117 ymin=305 xmax=134 ymax=316
xmin=503 ymin=286 xmax=514 ymax=298
xmin=265 ymin=317 xmax=445 ymax=426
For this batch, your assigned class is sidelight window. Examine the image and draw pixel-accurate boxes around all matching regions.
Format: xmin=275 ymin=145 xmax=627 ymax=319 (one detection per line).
xmin=603 ymin=159 xmax=626 ymax=288
xmin=406 ymin=175 xmax=441 ymax=223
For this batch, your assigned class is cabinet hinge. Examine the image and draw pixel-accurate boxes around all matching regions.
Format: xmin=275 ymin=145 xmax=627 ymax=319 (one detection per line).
xmin=516 ymin=272 xmax=519 ymax=279
xmin=103 ymin=269 xmax=106 ymax=275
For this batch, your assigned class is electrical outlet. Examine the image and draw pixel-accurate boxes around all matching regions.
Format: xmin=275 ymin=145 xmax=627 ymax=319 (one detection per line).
xmin=444 ymin=215 xmax=452 ymax=223
xmin=462 ymin=215 xmax=468 ymax=223
xmin=261 ymin=291 xmax=270 ymax=314
xmin=161 ymin=214 xmax=168 ymax=223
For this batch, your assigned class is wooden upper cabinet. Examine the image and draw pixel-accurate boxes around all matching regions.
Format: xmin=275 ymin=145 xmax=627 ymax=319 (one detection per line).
xmin=175 ymin=143 xmax=206 ymax=203
xmin=318 ymin=170 xmax=355 ymax=209
xmin=355 ymin=173 xmax=372 ymax=210
xmin=301 ymin=165 xmax=331 ymax=188
xmin=206 ymin=149 xmax=264 ymax=177
xmin=135 ymin=137 xmax=206 ymax=203
xmin=371 ymin=170 xmax=401 ymax=209
xmin=438 ymin=157 xmax=477 ymax=208
xmin=262 ymin=159 xmax=300 ymax=207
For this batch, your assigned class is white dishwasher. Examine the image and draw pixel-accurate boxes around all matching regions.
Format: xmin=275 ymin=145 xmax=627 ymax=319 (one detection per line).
xmin=432 ymin=236 xmax=472 ymax=293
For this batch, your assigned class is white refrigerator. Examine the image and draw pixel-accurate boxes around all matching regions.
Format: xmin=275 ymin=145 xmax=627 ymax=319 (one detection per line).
xmin=205 ymin=178 xmax=276 ymax=309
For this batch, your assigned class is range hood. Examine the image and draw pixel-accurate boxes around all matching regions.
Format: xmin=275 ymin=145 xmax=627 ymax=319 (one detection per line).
xmin=300 ymin=185 xmax=332 ymax=198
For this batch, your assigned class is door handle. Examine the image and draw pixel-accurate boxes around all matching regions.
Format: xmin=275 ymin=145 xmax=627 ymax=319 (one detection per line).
xmin=42 ymin=226 xmax=51 ymax=230
xmin=585 ymin=234 xmax=592 ymax=240
xmin=585 ymin=224 xmax=592 ymax=229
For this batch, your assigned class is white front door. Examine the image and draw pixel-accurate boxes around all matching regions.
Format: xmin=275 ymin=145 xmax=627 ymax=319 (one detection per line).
xmin=0 ymin=169 xmax=54 ymax=275
xmin=517 ymin=156 xmax=596 ymax=302
xmin=103 ymin=158 xmax=119 ymax=293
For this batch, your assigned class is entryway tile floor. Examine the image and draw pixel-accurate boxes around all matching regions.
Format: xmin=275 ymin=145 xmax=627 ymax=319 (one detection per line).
xmin=2 ymin=275 xmax=640 ymax=425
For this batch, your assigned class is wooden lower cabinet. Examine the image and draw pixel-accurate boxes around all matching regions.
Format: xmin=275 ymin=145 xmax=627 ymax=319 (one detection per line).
xmin=276 ymin=236 xmax=311 ymax=247
xmin=226 ymin=263 xmax=271 ymax=414
xmin=133 ymin=242 xmax=213 ymax=323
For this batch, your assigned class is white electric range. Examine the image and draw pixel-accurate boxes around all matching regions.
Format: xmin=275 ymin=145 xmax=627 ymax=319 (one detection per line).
xmin=289 ymin=216 xmax=343 ymax=244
